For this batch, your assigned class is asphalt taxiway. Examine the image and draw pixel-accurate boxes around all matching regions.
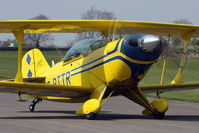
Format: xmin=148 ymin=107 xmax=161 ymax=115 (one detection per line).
xmin=0 ymin=93 xmax=199 ymax=133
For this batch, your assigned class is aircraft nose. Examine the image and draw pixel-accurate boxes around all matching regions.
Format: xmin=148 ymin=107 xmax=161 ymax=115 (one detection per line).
xmin=120 ymin=34 xmax=163 ymax=62
xmin=140 ymin=35 xmax=161 ymax=52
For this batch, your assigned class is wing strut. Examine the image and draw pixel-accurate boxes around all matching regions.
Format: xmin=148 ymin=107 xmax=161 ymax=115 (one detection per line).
xmin=157 ymin=36 xmax=171 ymax=98
xmin=160 ymin=35 xmax=170 ymax=85
xmin=171 ymin=33 xmax=193 ymax=84
xmin=13 ymin=29 xmax=24 ymax=82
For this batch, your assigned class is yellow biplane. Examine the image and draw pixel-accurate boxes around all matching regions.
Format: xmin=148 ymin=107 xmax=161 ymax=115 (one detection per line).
xmin=0 ymin=20 xmax=199 ymax=119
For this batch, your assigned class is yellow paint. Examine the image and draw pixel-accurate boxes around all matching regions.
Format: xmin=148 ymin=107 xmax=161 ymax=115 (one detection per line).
xmin=76 ymin=99 xmax=101 ymax=115
xmin=0 ymin=20 xmax=199 ymax=37
xmin=13 ymin=30 xmax=24 ymax=82
xmin=102 ymin=89 xmax=115 ymax=106
xmin=142 ymin=108 xmax=153 ymax=115
xmin=121 ymin=54 xmax=157 ymax=64
xmin=140 ymin=82 xmax=199 ymax=91
xmin=151 ymin=99 xmax=168 ymax=113
xmin=160 ymin=36 xmax=170 ymax=85
xmin=24 ymin=94 xmax=71 ymax=100
xmin=127 ymin=88 xmax=154 ymax=112
xmin=171 ymin=33 xmax=192 ymax=84
xmin=45 ymin=39 xmax=133 ymax=90
xmin=22 ymin=48 xmax=50 ymax=78
xmin=142 ymin=99 xmax=168 ymax=115
xmin=90 ymin=84 xmax=107 ymax=101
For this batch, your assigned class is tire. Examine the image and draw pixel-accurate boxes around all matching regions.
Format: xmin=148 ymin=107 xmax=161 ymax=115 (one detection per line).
xmin=152 ymin=109 xmax=165 ymax=119
xmin=29 ymin=104 xmax=35 ymax=112
xmin=85 ymin=113 xmax=97 ymax=120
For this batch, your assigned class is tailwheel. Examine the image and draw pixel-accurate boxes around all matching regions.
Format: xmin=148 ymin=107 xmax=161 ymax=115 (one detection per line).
xmin=85 ymin=113 xmax=98 ymax=120
xmin=29 ymin=104 xmax=35 ymax=112
xmin=152 ymin=109 xmax=165 ymax=119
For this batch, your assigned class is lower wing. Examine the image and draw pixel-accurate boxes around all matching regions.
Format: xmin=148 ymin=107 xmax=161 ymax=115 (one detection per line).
xmin=0 ymin=81 xmax=93 ymax=97
xmin=1 ymin=80 xmax=199 ymax=97
xmin=139 ymin=82 xmax=199 ymax=93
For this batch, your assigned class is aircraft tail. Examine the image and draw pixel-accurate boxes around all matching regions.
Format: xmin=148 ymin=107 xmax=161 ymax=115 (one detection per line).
xmin=22 ymin=48 xmax=51 ymax=78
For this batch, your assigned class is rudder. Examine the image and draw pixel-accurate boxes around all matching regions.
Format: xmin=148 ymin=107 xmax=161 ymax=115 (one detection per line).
xmin=22 ymin=48 xmax=50 ymax=78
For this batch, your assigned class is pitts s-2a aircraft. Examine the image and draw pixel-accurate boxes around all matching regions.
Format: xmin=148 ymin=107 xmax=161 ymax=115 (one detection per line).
xmin=0 ymin=20 xmax=199 ymax=119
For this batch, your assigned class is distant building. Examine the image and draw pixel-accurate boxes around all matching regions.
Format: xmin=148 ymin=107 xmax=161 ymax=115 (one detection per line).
xmin=9 ymin=42 xmax=18 ymax=47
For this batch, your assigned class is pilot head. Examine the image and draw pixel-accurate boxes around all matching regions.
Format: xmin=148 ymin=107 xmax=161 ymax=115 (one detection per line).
xmin=68 ymin=49 xmax=80 ymax=59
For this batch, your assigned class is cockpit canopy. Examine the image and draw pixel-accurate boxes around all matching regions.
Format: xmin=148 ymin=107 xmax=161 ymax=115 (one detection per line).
xmin=63 ymin=38 xmax=108 ymax=61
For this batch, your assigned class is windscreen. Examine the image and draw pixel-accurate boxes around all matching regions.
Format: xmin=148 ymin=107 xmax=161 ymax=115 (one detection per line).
xmin=63 ymin=38 xmax=106 ymax=60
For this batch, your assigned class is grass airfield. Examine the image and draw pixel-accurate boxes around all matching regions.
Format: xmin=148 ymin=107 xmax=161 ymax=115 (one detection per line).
xmin=0 ymin=50 xmax=199 ymax=102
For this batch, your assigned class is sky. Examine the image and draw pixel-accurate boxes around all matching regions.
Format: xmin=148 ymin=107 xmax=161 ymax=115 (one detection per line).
xmin=0 ymin=0 xmax=198 ymax=47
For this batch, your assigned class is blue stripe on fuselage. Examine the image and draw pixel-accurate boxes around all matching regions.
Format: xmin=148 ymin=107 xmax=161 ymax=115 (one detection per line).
xmin=71 ymin=55 xmax=152 ymax=77
xmin=69 ymin=38 xmax=153 ymax=78
xmin=71 ymin=40 xmax=121 ymax=72
xmin=71 ymin=56 xmax=127 ymax=76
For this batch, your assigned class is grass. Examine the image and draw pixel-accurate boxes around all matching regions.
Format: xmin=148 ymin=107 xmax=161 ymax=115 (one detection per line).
xmin=140 ymin=57 xmax=199 ymax=85
xmin=140 ymin=57 xmax=199 ymax=102
xmin=0 ymin=50 xmax=199 ymax=102
xmin=0 ymin=51 xmax=65 ymax=78
xmin=0 ymin=51 xmax=18 ymax=78
xmin=146 ymin=89 xmax=199 ymax=103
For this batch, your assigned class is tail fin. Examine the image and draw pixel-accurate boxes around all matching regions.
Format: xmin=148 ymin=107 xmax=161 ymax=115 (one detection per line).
xmin=22 ymin=48 xmax=50 ymax=78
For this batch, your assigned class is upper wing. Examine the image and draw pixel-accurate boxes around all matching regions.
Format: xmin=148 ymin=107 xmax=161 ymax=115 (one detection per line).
xmin=0 ymin=81 xmax=93 ymax=97
xmin=139 ymin=82 xmax=199 ymax=93
xmin=0 ymin=20 xmax=199 ymax=37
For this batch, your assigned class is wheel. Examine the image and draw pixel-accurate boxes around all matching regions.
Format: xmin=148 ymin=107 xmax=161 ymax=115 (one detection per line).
xmin=29 ymin=104 xmax=35 ymax=112
xmin=85 ymin=113 xmax=97 ymax=120
xmin=152 ymin=109 xmax=165 ymax=119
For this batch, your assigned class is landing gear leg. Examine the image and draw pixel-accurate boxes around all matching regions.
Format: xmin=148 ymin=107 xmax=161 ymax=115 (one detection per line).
xmin=29 ymin=98 xmax=42 ymax=112
xmin=76 ymin=84 xmax=107 ymax=120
